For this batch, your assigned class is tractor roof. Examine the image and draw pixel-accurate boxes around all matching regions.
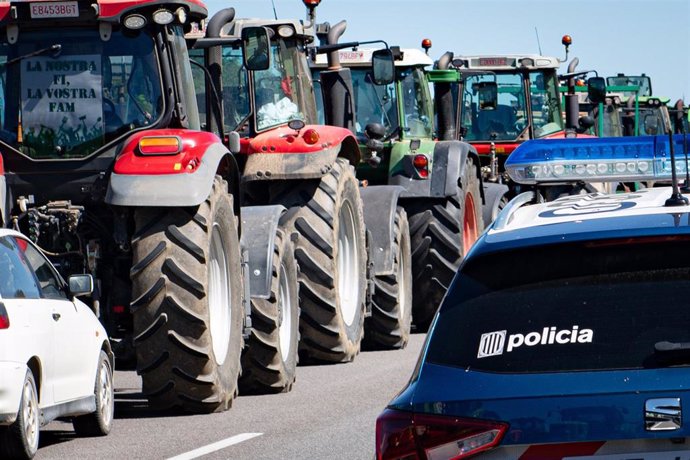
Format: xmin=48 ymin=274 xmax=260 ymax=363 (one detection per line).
xmin=221 ymin=18 xmax=312 ymax=41
xmin=0 ymin=0 xmax=207 ymax=23
xmin=452 ymin=54 xmax=560 ymax=71
xmin=311 ymin=47 xmax=432 ymax=68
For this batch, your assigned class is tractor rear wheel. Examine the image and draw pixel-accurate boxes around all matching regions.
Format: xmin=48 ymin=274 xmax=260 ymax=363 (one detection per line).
xmin=131 ymin=176 xmax=243 ymax=413
xmin=407 ymin=158 xmax=483 ymax=332
xmin=271 ymin=158 xmax=367 ymax=363
xmin=239 ymin=229 xmax=299 ymax=394
xmin=363 ymin=206 xmax=412 ymax=349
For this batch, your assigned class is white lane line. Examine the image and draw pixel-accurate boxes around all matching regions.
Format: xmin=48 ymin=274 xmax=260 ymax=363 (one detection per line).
xmin=166 ymin=432 xmax=263 ymax=460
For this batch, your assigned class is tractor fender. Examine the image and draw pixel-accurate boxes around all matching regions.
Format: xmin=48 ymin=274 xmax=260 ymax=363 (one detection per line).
xmin=482 ymin=182 xmax=509 ymax=227
xmin=241 ymin=126 xmax=361 ymax=182
xmin=239 ymin=204 xmax=288 ymax=300
xmin=105 ymin=130 xmax=240 ymax=211
xmin=430 ymin=140 xmax=483 ymax=199
xmin=360 ymin=185 xmax=404 ymax=276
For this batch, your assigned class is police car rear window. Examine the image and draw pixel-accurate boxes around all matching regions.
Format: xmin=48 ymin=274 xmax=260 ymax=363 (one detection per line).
xmin=426 ymin=238 xmax=690 ymax=373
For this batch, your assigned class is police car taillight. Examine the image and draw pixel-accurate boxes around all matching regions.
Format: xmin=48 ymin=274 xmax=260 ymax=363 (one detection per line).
xmin=376 ymin=408 xmax=507 ymax=460
xmin=0 ymin=303 xmax=9 ymax=329
xmin=505 ymin=135 xmax=689 ymax=184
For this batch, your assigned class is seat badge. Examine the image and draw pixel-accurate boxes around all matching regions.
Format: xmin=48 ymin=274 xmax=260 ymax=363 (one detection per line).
xmin=645 ymin=398 xmax=681 ymax=431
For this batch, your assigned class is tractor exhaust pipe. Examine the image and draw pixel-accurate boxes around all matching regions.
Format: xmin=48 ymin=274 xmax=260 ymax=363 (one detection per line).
xmin=564 ymin=57 xmax=580 ymax=135
xmin=326 ymin=20 xmax=347 ymax=69
xmin=206 ymin=7 xmax=235 ymax=38
xmin=436 ymin=51 xmax=453 ymax=70
xmin=319 ymin=20 xmax=355 ymax=131
xmin=204 ymin=7 xmax=236 ymax=136
xmin=435 ymin=51 xmax=455 ymax=140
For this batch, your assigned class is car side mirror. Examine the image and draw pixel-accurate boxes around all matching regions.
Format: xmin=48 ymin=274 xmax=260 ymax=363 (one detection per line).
xmin=587 ymin=77 xmax=606 ymax=104
xmin=242 ymin=27 xmax=271 ymax=71
xmin=69 ymin=274 xmax=94 ymax=297
xmin=371 ymin=48 xmax=394 ymax=86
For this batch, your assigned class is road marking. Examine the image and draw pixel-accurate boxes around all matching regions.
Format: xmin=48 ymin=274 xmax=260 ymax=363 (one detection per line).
xmin=166 ymin=433 xmax=263 ymax=460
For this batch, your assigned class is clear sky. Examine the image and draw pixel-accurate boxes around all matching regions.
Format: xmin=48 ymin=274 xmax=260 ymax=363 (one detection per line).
xmin=204 ymin=0 xmax=690 ymax=102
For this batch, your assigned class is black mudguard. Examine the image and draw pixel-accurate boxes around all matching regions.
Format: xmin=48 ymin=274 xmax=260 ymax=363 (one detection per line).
xmin=239 ymin=204 xmax=287 ymax=300
xmin=430 ymin=140 xmax=483 ymax=200
xmin=359 ymin=185 xmax=404 ymax=276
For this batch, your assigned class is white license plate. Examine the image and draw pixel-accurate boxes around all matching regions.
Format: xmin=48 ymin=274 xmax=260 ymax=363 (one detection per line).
xmin=566 ymin=451 xmax=690 ymax=459
xmin=30 ymin=2 xmax=78 ymax=19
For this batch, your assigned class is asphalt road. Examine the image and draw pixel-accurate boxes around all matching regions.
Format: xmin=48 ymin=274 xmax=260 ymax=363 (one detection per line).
xmin=37 ymin=333 xmax=426 ymax=460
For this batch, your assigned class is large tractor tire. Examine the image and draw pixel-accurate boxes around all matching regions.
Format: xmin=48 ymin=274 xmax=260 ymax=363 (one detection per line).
xmin=239 ymin=229 xmax=299 ymax=394
xmin=271 ymin=158 xmax=367 ymax=363
xmin=407 ymin=158 xmax=483 ymax=332
xmin=130 ymin=176 xmax=243 ymax=413
xmin=362 ymin=206 xmax=412 ymax=350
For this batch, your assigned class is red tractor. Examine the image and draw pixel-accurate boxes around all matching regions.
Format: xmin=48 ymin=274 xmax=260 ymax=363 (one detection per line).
xmin=189 ymin=1 xmax=413 ymax=365
xmin=0 ymin=0 xmax=296 ymax=413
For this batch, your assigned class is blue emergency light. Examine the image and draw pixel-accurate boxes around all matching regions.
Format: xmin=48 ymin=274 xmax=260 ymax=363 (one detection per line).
xmin=505 ymin=135 xmax=690 ymax=185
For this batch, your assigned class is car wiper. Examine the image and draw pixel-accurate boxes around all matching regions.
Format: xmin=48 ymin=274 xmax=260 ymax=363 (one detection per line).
xmin=655 ymin=341 xmax=690 ymax=354
xmin=1 ymin=44 xmax=61 ymax=67
xmin=651 ymin=341 xmax=690 ymax=367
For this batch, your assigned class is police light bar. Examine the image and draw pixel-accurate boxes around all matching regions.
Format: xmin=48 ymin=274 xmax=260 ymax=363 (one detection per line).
xmin=505 ymin=136 xmax=689 ymax=185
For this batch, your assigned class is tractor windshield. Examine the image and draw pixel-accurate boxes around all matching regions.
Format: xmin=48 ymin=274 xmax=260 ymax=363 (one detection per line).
xmin=252 ymin=38 xmax=316 ymax=132
xmin=350 ymin=68 xmax=398 ymax=139
xmin=0 ymin=28 xmax=163 ymax=160
xmin=399 ymin=68 xmax=433 ymax=138
xmin=461 ymin=70 xmax=562 ymax=141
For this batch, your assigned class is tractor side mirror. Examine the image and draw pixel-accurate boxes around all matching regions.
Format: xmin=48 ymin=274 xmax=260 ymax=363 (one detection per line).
xmin=587 ymin=77 xmax=606 ymax=104
xmin=643 ymin=114 xmax=659 ymax=135
xmin=227 ymin=131 xmax=241 ymax=154
xmin=477 ymin=81 xmax=498 ymax=110
xmin=371 ymin=48 xmax=394 ymax=86
xmin=242 ymin=27 xmax=271 ymax=71
xmin=577 ymin=115 xmax=595 ymax=133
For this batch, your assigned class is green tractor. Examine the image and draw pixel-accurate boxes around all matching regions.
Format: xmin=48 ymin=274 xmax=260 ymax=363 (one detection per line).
xmin=311 ymin=38 xmax=501 ymax=330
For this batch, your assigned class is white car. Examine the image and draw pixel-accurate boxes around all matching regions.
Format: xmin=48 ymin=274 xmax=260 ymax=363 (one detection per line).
xmin=0 ymin=230 xmax=113 ymax=459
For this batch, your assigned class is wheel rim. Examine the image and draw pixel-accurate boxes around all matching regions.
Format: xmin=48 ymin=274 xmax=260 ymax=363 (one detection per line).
xmin=22 ymin=377 xmax=39 ymax=452
xmin=278 ymin=262 xmax=294 ymax=362
xmin=99 ymin=362 xmax=114 ymax=427
xmin=337 ymin=200 xmax=359 ymax=327
xmin=462 ymin=193 xmax=479 ymax=252
xmin=208 ymin=224 xmax=231 ymax=365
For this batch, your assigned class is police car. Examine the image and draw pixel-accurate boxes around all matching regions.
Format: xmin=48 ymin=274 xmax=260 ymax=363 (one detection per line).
xmin=376 ymin=135 xmax=690 ymax=459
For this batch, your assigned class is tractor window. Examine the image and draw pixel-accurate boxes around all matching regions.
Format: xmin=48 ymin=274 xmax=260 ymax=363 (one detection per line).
xmin=0 ymin=27 xmax=163 ymax=160
xmin=529 ymin=70 xmax=563 ymax=138
xmin=399 ymin=68 xmax=432 ymax=138
xmin=252 ymin=38 xmax=315 ymax=132
xmin=220 ymin=46 xmax=250 ymax=133
xmin=461 ymin=73 xmax=525 ymax=141
xmin=350 ymin=68 xmax=398 ymax=140
xmin=170 ymin=27 xmax=200 ymax=130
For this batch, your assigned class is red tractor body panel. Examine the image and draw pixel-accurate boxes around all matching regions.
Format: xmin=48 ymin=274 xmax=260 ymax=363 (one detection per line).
xmin=0 ymin=0 xmax=207 ymax=22
xmin=98 ymin=0 xmax=206 ymax=20
xmin=472 ymin=131 xmax=595 ymax=156
xmin=113 ymin=129 xmax=223 ymax=175
xmin=239 ymin=125 xmax=354 ymax=156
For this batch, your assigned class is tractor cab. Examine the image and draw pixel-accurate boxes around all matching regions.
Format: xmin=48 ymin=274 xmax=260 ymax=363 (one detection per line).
xmin=452 ymin=54 xmax=565 ymax=154
xmin=312 ymin=47 xmax=434 ymax=144
xmin=189 ymin=18 xmax=318 ymax=146
xmin=607 ymin=73 xmax=652 ymax=97
xmin=0 ymin=0 xmax=203 ymax=185
xmin=558 ymin=83 xmax=634 ymax=137
xmin=620 ymin=96 xmax=671 ymax=136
